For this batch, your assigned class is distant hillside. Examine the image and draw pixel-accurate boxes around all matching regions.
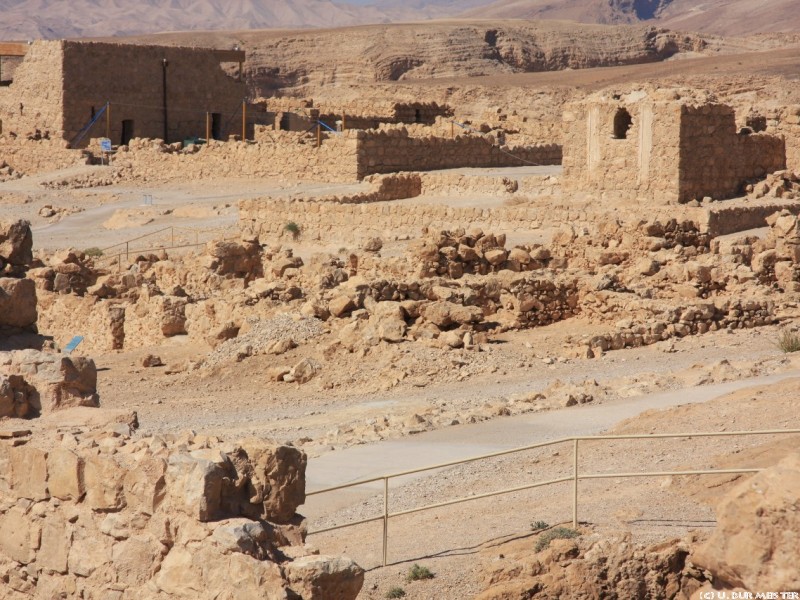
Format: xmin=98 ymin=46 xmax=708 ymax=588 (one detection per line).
xmin=462 ymin=0 xmax=800 ymax=36
xmin=1 ymin=0 xmax=798 ymax=41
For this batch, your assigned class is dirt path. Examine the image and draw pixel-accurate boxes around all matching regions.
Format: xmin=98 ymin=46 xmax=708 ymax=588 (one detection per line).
xmin=302 ymin=370 xmax=800 ymax=516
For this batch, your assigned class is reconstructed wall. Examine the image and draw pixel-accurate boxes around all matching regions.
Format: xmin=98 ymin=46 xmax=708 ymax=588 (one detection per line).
xmin=353 ymin=129 xmax=561 ymax=178
xmin=0 ymin=41 xmax=245 ymax=146
xmin=118 ymin=135 xmax=360 ymax=183
xmin=679 ymin=104 xmax=785 ymax=201
xmin=563 ymin=97 xmax=682 ymax=203
xmin=61 ymin=41 xmax=246 ymax=145
xmin=563 ymin=90 xmax=786 ymax=203
xmin=0 ymin=42 xmax=64 ymax=137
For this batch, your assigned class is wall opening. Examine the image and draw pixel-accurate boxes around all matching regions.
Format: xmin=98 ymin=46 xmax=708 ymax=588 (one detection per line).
xmin=613 ymin=108 xmax=633 ymax=139
xmin=121 ymin=119 xmax=134 ymax=146
xmin=279 ymin=112 xmax=291 ymax=131
xmin=211 ymin=113 xmax=222 ymax=140
xmin=414 ymin=109 xmax=422 ymax=124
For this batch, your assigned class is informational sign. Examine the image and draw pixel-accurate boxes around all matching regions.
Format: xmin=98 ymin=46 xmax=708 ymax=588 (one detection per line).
xmin=63 ymin=336 xmax=84 ymax=355
xmin=99 ymin=138 xmax=112 ymax=153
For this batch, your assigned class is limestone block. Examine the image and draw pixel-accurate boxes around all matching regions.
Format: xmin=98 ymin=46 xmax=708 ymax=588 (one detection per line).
xmin=84 ymin=455 xmax=126 ymax=511
xmin=46 ymin=448 xmax=83 ymax=501
xmin=0 ymin=220 xmax=33 ymax=266
xmin=39 ymin=516 xmax=71 ymax=574
xmin=10 ymin=445 xmax=48 ymax=501
xmin=124 ymin=457 xmax=167 ymax=515
xmin=68 ymin=525 xmax=112 ymax=577
xmin=0 ymin=278 xmax=37 ymax=329
xmin=166 ymin=450 xmax=229 ymax=522
xmin=0 ymin=506 xmax=37 ymax=564
xmin=284 ymin=555 xmax=365 ymax=600
xmin=112 ymin=534 xmax=165 ymax=587
xmin=227 ymin=441 xmax=306 ymax=523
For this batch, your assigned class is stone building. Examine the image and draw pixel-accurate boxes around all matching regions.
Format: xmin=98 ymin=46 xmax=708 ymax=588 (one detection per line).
xmin=562 ymin=88 xmax=786 ymax=203
xmin=0 ymin=40 xmax=245 ymax=146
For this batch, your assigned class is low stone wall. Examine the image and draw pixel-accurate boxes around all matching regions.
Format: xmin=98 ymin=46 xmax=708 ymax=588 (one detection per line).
xmin=0 ymin=138 xmax=87 ymax=176
xmin=702 ymin=197 xmax=800 ymax=237
xmin=354 ymin=129 xmax=561 ymax=179
xmin=585 ymin=297 xmax=777 ymax=355
xmin=0 ymin=418 xmax=364 ymax=599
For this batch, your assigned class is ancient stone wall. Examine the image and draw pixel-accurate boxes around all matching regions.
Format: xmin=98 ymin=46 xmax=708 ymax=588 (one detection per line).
xmin=0 ymin=420 xmax=364 ymax=599
xmin=353 ymin=129 xmax=561 ymax=178
xmin=0 ymin=41 xmax=64 ymax=138
xmin=61 ymin=41 xmax=246 ymax=146
xmin=773 ymin=105 xmax=800 ymax=173
xmin=562 ymin=96 xmax=682 ymax=203
xmin=563 ymin=90 xmax=786 ymax=204
xmin=678 ymin=104 xmax=785 ymax=202
xmin=119 ymin=134 xmax=360 ymax=183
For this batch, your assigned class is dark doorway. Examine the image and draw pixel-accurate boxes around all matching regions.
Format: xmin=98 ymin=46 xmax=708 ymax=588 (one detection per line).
xmin=613 ymin=108 xmax=632 ymax=139
xmin=279 ymin=113 xmax=291 ymax=131
xmin=211 ymin=113 xmax=222 ymax=140
xmin=414 ymin=109 xmax=422 ymax=124
xmin=121 ymin=119 xmax=134 ymax=145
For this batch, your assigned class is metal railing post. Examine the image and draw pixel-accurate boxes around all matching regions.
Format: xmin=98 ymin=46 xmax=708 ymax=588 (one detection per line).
xmin=171 ymin=227 xmax=174 ymax=246
xmin=383 ymin=477 xmax=389 ymax=567
xmin=125 ymin=241 xmax=129 ymax=262
xmin=573 ymin=439 xmax=579 ymax=528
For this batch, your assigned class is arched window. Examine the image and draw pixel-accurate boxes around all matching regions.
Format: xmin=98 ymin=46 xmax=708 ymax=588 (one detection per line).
xmin=613 ymin=108 xmax=632 ymax=139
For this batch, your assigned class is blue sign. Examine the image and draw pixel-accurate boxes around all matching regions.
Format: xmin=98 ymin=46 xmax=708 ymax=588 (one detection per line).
xmin=100 ymin=138 xmax=112 ymax=152
xmin=63 ymin=336 xmax=84 ymax=355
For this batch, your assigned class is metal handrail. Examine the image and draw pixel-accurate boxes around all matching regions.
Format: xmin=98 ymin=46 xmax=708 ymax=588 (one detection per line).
xmin=306 ymin=428 xmax=800 ymax=567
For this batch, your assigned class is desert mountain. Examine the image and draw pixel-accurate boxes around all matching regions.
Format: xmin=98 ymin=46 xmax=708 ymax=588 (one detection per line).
xmin=1 ymin=0 xmax=798 ymax=41
xmin=462 ymin=0 xmax=800 ymax=36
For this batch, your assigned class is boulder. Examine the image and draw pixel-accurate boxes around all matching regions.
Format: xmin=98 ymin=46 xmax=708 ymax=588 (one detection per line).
xmin=0 ymin=277 xmax=37 ymax=329
xmin=285 ymin=555 xmax=365 ymax=600
xmin=0 ymin=220 xmax=33 ymax=267
xmin=691 ymin=453 xmax=800 ymax=592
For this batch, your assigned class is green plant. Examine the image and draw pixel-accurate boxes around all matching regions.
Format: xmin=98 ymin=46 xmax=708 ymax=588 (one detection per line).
xmin=84 ymin=247 xmax=103 ymax=257
xmin=531 ymin=520 xmax=549 ymax=531
xmin=284 ymin=221 xmax=301 ymax=240
xmin=406 ymin=563 xmax=435 ymax=582
xmin=386 ymin=587 xmax=406 ymax=598
xmin=534 ymin=527 xmax=580 ymax=552
xmin=777 ymin=330 xmax=800 ymax=353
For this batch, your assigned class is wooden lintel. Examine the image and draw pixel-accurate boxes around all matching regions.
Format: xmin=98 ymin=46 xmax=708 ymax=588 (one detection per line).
xmin=211 ymin=49 xmax=246 ymax=63
xmin=0 ymin=42 xmax=28 ymax=57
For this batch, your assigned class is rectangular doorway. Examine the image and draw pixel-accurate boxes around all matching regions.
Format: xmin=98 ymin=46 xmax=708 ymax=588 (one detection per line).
xmin=211 ymin=113 xmax=222 ymax=140
xmin=121 ymin=119 xmax=134 ymax=146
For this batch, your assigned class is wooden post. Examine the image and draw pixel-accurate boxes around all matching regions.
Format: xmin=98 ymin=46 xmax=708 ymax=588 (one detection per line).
xmin=106 ymin=102 xmax=111 ymax=140
xmin=451 ymin=121 xmax=454 ymax=138
xmin=316 ymin=123 xmax=321 ymax=148
xmin=342 ymin=112 xmax=346 ymax=131
xmin=206 ymin=112 xmax=210 ymax=142
xmin=242 ymin=101 xmax=246 ymax=141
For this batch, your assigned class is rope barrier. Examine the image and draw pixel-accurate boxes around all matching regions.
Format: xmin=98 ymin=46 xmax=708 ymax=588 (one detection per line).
xmin=70 ymin=102 xmax=108 ymax=147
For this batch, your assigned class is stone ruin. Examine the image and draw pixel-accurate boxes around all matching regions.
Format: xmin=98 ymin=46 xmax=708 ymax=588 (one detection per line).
xmin=562 ymin=87 xmax=786 ymax=203
xmin=0 ymin=414 xmax=364 ymax=599
xmin=0 ymin=222 xmax=364 ymax=599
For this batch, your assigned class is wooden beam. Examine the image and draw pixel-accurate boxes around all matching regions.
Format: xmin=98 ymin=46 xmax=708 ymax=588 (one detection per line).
xmin=0 ymin=43 xmax=28 ymax=57
xmin=211 ymin=49 xmax=245 ymax=63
